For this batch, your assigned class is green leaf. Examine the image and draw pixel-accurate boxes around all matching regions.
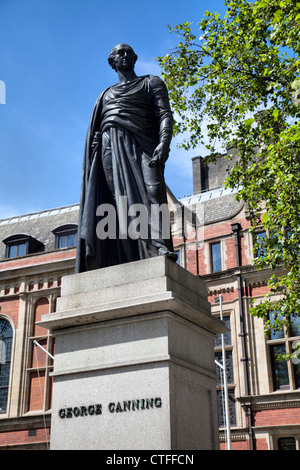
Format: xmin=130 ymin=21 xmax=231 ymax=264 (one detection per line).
xmin=244 ymin=118 xmax=255 ymax=129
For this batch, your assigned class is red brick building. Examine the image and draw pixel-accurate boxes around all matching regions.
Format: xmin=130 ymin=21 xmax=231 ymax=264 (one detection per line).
xmin=170 ymin=154 xmax=300 ymax=450
xmin=0 ymin=205 xmax=77 ymax=449
xmin=0 ymin=155 xmax=299 ymax=450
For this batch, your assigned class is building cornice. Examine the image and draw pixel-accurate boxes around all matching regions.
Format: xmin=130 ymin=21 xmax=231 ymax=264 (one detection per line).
xmin=0 ymin=249 xmax=76 ymax=281
xmin=238 ymin=391 xmax=300 ymax=411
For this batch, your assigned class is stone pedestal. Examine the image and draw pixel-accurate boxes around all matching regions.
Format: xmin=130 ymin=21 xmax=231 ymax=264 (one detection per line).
xmin=39 ymin=257 xmax=226 ymax=450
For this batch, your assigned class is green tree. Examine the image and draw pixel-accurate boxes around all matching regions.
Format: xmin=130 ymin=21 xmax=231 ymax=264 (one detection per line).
xmin=157 ymin=0 xmax=300 ymax=360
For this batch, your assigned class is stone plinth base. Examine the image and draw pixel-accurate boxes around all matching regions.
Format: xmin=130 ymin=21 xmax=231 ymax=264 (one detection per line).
xmin=39 ymin=257 xmax=226 ymax=450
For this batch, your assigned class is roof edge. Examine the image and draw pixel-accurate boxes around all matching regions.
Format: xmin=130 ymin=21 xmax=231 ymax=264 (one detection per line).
xmin=0 ymin=203 xmax=80 ymax=225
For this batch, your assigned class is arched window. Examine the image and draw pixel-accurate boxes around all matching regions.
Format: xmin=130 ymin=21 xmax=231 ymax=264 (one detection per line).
xmin=0 ymin=319 xmax=13 ymax=413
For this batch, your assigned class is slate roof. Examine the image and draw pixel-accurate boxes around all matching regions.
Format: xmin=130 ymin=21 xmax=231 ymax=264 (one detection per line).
xmin=179 ymin=187 xmax=244 ymax=225
xmin=0 ymin=204 xmax=79 ymax=260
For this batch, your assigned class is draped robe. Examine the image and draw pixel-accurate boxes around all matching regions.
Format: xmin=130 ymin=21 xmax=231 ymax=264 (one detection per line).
xmin=75 ymin=75 xmax=174 ymax=272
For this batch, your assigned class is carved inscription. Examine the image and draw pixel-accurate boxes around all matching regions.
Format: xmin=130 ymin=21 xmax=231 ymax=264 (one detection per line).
xmin=58 ymin=397 xmax=162 ymax=419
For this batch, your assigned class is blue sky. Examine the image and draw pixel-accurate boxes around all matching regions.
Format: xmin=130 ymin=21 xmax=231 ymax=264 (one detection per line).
xmin=0 ymin=0 xmax=227 ymax=219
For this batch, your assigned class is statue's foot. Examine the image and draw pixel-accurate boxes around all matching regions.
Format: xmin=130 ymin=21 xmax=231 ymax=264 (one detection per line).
xmin=158 ymin=247 xmax=178 ymax=262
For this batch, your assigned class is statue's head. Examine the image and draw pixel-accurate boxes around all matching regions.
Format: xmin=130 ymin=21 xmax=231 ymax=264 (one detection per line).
xmin=108 ymin=44 xmax=138 ymax=72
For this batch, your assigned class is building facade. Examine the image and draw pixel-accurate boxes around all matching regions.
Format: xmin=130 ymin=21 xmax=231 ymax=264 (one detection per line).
xmin=0 ymin=156 xmax=299 ymax=450
xmin=0 ymin=205 xmax=78 ymax=449
xmin=171 ymin=155 xmax=300 ymax=450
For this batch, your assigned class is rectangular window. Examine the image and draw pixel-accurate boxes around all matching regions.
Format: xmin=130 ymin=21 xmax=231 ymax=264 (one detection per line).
xmin=267 ymin=310 xmax=300 ymax=391
xmin=278 ymin=437 xmax=296 ymax=450
xmin=217 ymin=388 xmax=236 ymax=427
xmin=215 ymin=316 xmax=231 ymax=347
xmin=255 ymin=230 xmax=266 ymax=259
xmin=4 ymin=235 xmax=43 ymax=259
xmin=58 ymin=235 xmax=68 ymax=249
xmin=215 ymin=350 xmax=234 ymax=385
xmin=214 ymin=314 xmax=236 ymax=427
xmin=290 ymin=314 xmax=300 ymax=337
xmin=294 ymin=362 xmax=300 ymax=389
xmin=7 ymin=242 xmax=27 ymax=258
xmin=269 ymin=311 xmax=285 ymax=340
xmin=211 ymin=242 xmax=222 ymax=272
xmin=270 ymin=344 xmax=289 ymax=390
xmin=55 ymin=231 xmax=77 ymax=249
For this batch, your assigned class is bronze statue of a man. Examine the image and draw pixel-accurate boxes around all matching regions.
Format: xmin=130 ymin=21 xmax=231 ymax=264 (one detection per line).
xmin=76 ymin=44 xmax=177 ymax=272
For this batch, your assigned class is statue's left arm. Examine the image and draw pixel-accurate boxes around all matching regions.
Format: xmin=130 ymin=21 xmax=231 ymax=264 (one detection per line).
xmin=149 ymin=76 xmax=173 ymax=168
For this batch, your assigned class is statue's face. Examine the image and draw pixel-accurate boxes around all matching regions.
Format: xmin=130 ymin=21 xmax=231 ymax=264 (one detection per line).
xmin=113 ymin=44 xmax=136 ymax=72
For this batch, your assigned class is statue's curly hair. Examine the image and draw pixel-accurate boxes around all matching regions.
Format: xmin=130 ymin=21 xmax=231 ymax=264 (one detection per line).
xmin=108 ymin=44 xmax=138 ymax=71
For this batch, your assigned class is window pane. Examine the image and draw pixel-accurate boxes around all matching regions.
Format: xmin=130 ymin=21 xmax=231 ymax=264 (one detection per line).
xmin=269 ymin=311 xmax=284 ymax=340
xmin=294 ymin=362 xmax=300 ymax=389
xmin=217 ymin=388 xmax=236 ymax=427
xmin=68 ymin=233 xmax=76 ymax=247
xmin=58 ymin=235 xmax=67 ymax=248
xmin=290 ymin=313 xmax=300 ymax=337
xmin=256 ymin=231 xmax=266 ymax=258
xmin=215 ymin=350 xmax=234 ymax=385
xmin=270 ymin=345 xmax=289 ymax=390
xmin=0 ymin=363 xmax=11 ymax=388
xmin=0 ymin=388 xmax=8 ymax=413
xmin=215 ymin=316 xmax=231 ymax=347
xmin=0 ymin=320 xmax=13 ymax=413
xmin=8 ymin=245 xmax=17 ymax=258
xmin=278 ymin=437 xmax=296 ymax=450
xmin=17 ymin=243 xmax=26 ymax=256
xmin=211 ymin=242 xmax=222 ymax=272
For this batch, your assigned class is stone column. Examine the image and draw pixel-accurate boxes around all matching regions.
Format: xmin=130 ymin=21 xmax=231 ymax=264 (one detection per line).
xmin=9 ymin=287 xmax=27 ymax=417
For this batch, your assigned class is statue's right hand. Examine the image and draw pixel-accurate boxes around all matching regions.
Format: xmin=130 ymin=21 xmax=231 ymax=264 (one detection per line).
xmin=91 ymin=132 xmax=101 ymax=151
